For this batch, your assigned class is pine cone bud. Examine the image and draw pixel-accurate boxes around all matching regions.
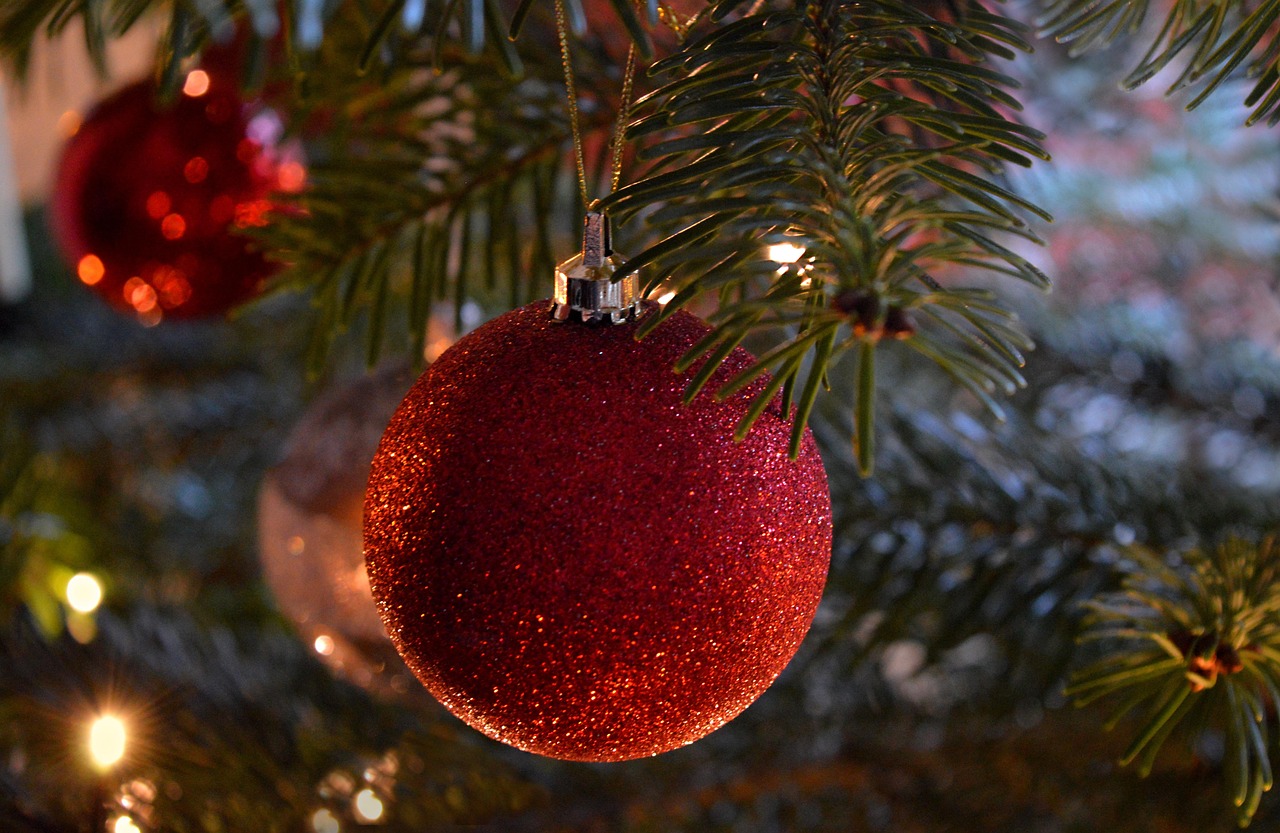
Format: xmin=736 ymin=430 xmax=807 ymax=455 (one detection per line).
xmin=833 ymin=288 xmax=883 ymax=339
xmin=882 ymin=306 xmax=916 ymax=340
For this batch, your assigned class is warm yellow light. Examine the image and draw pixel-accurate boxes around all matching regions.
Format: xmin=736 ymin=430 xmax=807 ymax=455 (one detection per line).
xmin=766 ymin=242 xmax=806 ymax=264
xmin=66 ymin=573 xmax=103 ymax=613
xmin=89 ymin=715 xmax=126 ymax=769
xmin=353 ymin=788 xmax=385 ymax=822
xmin=311 ymin=808 xmax=341 ymax=833
xmin=314 ymin=634 xmax=335 ymax=656
xmin=654 ymin=290 xmax=676 ymax=305
xmin=113 ymin=816 xmax=142 ymax=833
xmin=183 ymin=70 xmax=211 ymax=97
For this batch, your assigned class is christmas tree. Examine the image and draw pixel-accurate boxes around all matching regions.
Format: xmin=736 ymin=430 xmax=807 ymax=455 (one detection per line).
xmin=3 ymin=0 xmax=1280 ymax=830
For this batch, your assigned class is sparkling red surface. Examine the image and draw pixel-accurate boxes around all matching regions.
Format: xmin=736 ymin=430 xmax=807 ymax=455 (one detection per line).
xmin=49 ymin=77 xmax=291 ymax=321
xmin=364 ymin=301 xmax=832 ymax=761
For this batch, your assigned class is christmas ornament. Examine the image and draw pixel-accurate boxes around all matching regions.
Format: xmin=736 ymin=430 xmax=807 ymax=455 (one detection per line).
xmin=364 ymin=217 xmax=832 ymax=761
xmin=259 ymin=364 xmax=416 ymax=693
xmin=49 ymin=72 xmax=302 ymax=323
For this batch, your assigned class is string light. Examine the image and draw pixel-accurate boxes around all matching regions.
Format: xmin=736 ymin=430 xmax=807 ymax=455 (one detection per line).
xmin=112 ymin=816 xmax=142 ymax=833
xmin=766 ymin=242 xmax=806 ymax=264
xmin=311 ymin=808 xmax=341 ymax=833
xmin=65 ymin=572 xmax=103 ymax=613
xmin=352 ymin=788 xmax=385 ymax=823
xmin=314 ymin=635 xmax=335 ymax=656
xmin=766 ymin=241 xmax=813 ymax=287
xmin=89 ymin=715 xmax=126 ymax=769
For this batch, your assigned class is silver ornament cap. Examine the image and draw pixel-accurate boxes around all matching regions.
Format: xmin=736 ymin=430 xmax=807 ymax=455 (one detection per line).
xmin=551 ymin=212 xmax=641 ymax=325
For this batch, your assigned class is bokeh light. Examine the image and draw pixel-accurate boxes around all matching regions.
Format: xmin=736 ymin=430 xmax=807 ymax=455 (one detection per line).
xmin=311 ymin=808 xmax=341 ymax=833
xmin=352 ymin=788 xmax=385 ymax=822
xmin=766 ymin=242 xmax=806 ymax=264
xmin=65 ymin=572 xmax=103 ymax=613
xmin=112 ymin=816 xmax=142 ymax=833
xmin=89 ymin=715 xmax=126 ymax=769
xmin=182 ymin=70 xmax=211 ymax=98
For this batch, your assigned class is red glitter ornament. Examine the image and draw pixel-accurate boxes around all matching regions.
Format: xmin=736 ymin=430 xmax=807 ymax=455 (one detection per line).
xmin=364 ymin=300 xmax=832 ymax=761
xmin=49 ymin=72 xmax=302 ymax=322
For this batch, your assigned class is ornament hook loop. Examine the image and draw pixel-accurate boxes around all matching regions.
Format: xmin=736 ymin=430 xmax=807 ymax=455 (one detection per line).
xmin=551 ymin=212 xmax=641 ymax=326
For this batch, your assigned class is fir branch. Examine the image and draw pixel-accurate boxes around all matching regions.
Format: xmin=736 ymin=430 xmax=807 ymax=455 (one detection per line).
xmin=603 ymin=0 xmax=1049 ymax=475
xmin=0 ymin=609 xmax=542 ymax=832
xmin=1067 ymin=537 xmax=1280 ymax=827
xmin=1039 ymin=0 xmax=1280 ymax=124
xmin=0 ymin=419 xmax=35 ymax=622
xmin=0 ymin=0 xmax=660 ymax=82
xmin=0 ymin=420 xmax=98 ymax=640
xmin=253 ymin=26 xmax=621 ymax=372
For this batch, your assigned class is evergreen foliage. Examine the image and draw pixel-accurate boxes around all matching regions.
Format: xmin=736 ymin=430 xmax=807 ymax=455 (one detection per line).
xmin=1069 ymin=538 xmax=1280 ymax=826
xmin=605 ymin=0 xmax=1049 ymax=471
xmin=1039 ymin=0 xmax=1280 ymax=124
xmin=2 ymin=0 xmax=1280 ymax=828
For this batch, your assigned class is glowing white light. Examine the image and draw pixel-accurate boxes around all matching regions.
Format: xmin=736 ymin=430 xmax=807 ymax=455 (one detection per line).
xmin=353 ymin=788 xmax=385 ymax=822
xmin=89 ymin=715 xmax=126 ymax=769
xmin=113 ymin=816 xmax=142 ymax=833
xmin=314 ymin=635 xmax=335 ymax=656
xmin=66 ymin=572 xmax=103 ymax=613
xmin=766 ymin=242 xmax=806 ymax=264
xmin=312 ymin=808 xmax=341 ymax=833
xmin=654 ymin=290 xmax=676 ymax=305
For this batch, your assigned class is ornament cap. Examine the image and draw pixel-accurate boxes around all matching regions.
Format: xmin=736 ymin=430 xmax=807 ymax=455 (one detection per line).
xmin=551 ymin=212 xmax=641 ymax=326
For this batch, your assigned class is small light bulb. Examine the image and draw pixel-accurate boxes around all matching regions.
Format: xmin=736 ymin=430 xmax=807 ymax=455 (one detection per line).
xmin=311 ymin=808 xmax=341 ymax=833
xmin=314 ymin=635 xmax=335 ymax=656
xmin=352 ymin=788 xmax=385 ymax=822
xmin=766 ymin=242 xmax=806 ymax=265
xmin=113 ymin=816 xmax=142 ymax=833
xmin=66 ymin=573 xmax=103 ymax=613
xmin=89 ymin=715 xmax=126 ymax=769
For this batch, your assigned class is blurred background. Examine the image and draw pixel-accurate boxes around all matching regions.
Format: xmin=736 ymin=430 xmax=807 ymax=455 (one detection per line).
xmin=3 ymin=13 xmax=1280 ymax=833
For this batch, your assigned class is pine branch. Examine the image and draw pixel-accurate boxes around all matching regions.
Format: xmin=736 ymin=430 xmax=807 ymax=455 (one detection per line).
xmin=0 ymin=0 xmax=660 ymax=82
xmin=602 ymin=0 xmax=1050 ymax=475
xmin=0 ymin=608 xmax=542 ymax=832
xmin=1068 ymin=537 xmax=1280 ymax=827
xmin=788 ymin=295 xmax=1280 ymax=730
xmin=0 ymin=418 xmax=101 ymax=640
xmin=251 ymin=16 xmax=626 ymax=373
xmin=1038 ymin=0 xmax=1280 ymax=124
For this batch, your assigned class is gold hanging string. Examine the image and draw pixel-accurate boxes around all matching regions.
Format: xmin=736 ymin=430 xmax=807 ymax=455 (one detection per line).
xmin=608 ymin=42 xmax=637 ymax=196
xmin=554 ymin=0 xmax=590 ymax=210
xmin=554 ymin=0 xmax=639 ymax=210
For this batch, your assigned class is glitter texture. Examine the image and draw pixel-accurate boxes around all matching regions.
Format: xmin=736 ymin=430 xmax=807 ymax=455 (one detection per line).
xmin=364 ymin=301 xmax=832 ymax=761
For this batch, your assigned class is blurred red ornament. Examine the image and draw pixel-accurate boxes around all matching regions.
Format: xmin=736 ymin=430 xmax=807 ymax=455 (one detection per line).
xmin=49 ymin=71 xmax=303 ymax=323
xmin=364 ymin=301 xmax=832 ymax=761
